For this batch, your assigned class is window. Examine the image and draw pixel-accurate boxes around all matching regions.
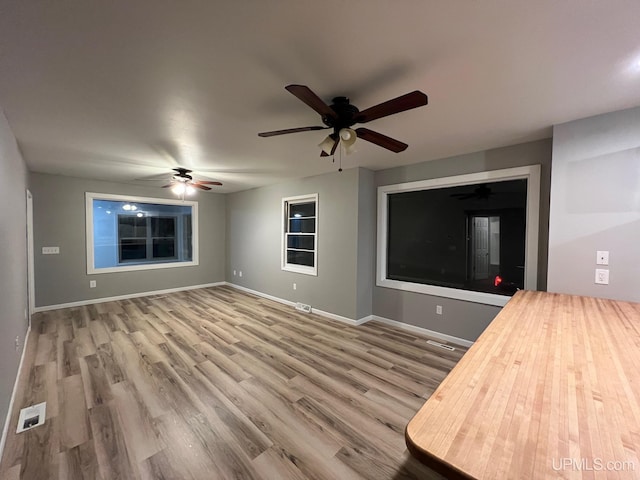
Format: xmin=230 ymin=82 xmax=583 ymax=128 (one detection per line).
xmin=86 ymin=192 xmax=198 ymax=274
xmin=282 ymin=194 xmax=318 ymax=275
xmin=117 ymin=215 xmax=177 ymax=262
xmin=377 ymin=166 xmax=540 ymax=306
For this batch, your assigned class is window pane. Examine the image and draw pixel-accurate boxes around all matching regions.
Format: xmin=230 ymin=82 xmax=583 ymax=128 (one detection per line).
xmin=287 ymin=235 xmax=314 ymax=250
xmin=287 ymin=250 xmax=314 ymax=267
xmin=118 ymin=216 xmax=147 ymax=238
xmin=289 ymin=202 xmax=315 ymax=218
xmin=119 ymin=239 xmax=146 ymax=261
xmin=386 ymin=179 xmax=527 ymax=296
xmin=152 ymin=217 xmax=175 ymax=237
xmin=153 ymin=238 xmax=176 ymax=259
xmin=289 ymin=218 xmax=315 ymax=233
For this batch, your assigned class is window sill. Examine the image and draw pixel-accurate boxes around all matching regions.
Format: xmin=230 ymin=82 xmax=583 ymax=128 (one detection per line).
xmin=377 ymin=277 xmax=511 ymax=307
xmin=282 ymin=264 xmax=317 ymax=276
xmin=88 ymin=260 xmax=198 ymax=275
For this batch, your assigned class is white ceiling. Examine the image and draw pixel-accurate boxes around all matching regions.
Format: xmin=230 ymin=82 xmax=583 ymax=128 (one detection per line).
xmin=1 ymin=1 xmax=639 ymax=193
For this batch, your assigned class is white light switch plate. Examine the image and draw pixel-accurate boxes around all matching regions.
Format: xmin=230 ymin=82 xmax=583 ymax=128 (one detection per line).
xmin=596 ymin=250 xmax=609 ymax=265
xmin=42 ymin=246 xmax=60 ymax=255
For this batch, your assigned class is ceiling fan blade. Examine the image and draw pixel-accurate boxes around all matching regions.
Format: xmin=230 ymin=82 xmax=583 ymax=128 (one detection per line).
xmin=285 ymin=85 xmax=337 ymax=120
xmin=161 ymin=184 xmax=174 ymax=188
xmin=193 ymin=184 xmax=212 ymax=191
xmin=320 ymin=137 xmax=339 ymax=157
xmin=258 ymin=126 xmax=329 ymax=137
xmin=193 ymin=180 xmax=223 ymax=186
xmin=355 ymin=128 xmax=408 ymax=153
xmin=355 ymin=91 xmax=428 ymax=124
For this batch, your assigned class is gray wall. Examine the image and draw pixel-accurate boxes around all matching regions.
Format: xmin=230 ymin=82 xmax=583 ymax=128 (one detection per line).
xmin=30 ymin=173 xmax=226 ymax=307
xmin=548 ymin=107 xmax=640 ymax=302
xmin=356 ymin=168 xmax=376 ymax=319
xmin=0 ymin=110 xmax=29 ymax=442
xmin=226 ymin=167 xmax=371 ymax=320
xmin=374 ymin=138 xmax=553 ymax=341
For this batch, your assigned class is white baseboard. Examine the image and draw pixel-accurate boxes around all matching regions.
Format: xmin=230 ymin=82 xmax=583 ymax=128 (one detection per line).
xmin=33 ymin=282 xmax=226 ymax=313
xmin=372 ymin=315 xmax=474 ymax=348
xmin=225 ymin=282 xmax=373 ymax=326
xmin=0 ymin=325 xmax=31 ymax=462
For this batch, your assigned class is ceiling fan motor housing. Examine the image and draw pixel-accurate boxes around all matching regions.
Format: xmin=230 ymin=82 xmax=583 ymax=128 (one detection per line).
xmin=322 ymin=97 xmax=360 ymax=132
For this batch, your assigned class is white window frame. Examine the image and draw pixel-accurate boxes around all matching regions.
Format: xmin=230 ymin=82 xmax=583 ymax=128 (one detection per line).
xmin=377 ymin=165 xmax=540 ymax=307
xmin=282 ymin=193 xmax=318 ymax=276
xmin=86 ymin=192 xmax=199 ymax=274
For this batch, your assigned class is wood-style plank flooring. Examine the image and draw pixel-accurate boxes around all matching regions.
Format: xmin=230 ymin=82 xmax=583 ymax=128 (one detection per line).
xmin=0 ymin=286 xmax=466 ymax=480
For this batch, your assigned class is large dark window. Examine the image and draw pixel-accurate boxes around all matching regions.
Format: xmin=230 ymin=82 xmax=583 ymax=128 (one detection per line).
xmin=387 ymin=179 xmax=527 ymax=295
xmin=378 ymin=166 xmax=540 ymax=305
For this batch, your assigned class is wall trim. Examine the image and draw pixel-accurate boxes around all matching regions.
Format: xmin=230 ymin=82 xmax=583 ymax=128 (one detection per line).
xmin=225 ymin=282 xmax=373 ymax=326
xmin=34 ymin=282 xmax=226 ymax=312
xmin=0 ymin=326 xmax=31 ymax=462
xmin=372 ymin=315 xmax=474 ymax=348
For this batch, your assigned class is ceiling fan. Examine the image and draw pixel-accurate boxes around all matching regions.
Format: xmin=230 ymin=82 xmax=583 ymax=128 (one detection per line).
xmin=162 ymin=168 xmax=222 ymax=195
xmin=258 ymin=84 xmax=428 ymax=156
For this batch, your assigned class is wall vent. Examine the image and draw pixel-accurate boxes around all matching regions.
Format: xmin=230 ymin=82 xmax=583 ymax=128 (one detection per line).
xmin=426 ymin=340 xmax=456 ymax=351
xmin=295 ymin=303 xmax=312 ymax=313
xmin=16 ymin=402 xmax=46 ymax=433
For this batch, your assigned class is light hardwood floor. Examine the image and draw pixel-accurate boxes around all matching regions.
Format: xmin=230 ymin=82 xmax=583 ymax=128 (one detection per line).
xmin=0 ymin=286 xmax=466 ymax=480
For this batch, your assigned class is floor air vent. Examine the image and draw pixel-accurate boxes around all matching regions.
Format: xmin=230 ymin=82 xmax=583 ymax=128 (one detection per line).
xmin=16 ymin=402 xmax=46 ymax=433
xmin=295 ymin=303 xmax=312 ymax=313
xmin=426 ymin=340 xmax=456 ymax=351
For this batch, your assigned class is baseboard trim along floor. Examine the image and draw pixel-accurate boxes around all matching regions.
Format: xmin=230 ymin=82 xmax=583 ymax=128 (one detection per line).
xmin=33 ymin=282 xmax=226 ymax=313
xmin=0 ymin=326 xmax=31 ymax=462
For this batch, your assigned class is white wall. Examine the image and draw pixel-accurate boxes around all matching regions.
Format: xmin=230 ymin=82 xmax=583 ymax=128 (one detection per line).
xmin=0 ymin=108 xmax=29 ymax=452
xmin=548 ymin=106 xmax=640 ymax=301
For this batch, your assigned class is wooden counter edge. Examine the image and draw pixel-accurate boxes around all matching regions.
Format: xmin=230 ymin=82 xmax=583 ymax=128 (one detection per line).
xmin=405 ymin=425 xmax=474 ymax=480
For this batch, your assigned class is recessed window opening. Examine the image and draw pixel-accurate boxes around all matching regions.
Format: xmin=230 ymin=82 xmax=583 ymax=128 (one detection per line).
xmin=377 ymin=166 xmax=540 ymax=306
xmin=282 ymin=193 xmax=318 ymax=276
xmin=86 ymin=193 xmax=198 ymax=274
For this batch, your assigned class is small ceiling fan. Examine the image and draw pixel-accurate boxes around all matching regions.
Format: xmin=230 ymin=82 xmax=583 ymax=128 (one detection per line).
xmin=162 ymin=168 xmax=222 ymax=194
xmin=258 ymin=84 xmax=428 ymax=156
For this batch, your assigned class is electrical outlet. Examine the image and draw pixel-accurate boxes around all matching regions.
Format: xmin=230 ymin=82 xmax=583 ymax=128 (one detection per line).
xmin=42 ymin=246 xmax=60 ymax=255
xmin=596 ymin=250 xmax=609 ymax=265
xmin=436 ymin=305 xmax=443 ymax=315
xmin=15 ymin=336 xmax=19 ymax=350
xmin=89 ymin=280 xmax=96 ymax=288
xmin=233 ymin=270 xmax=236 ymax=276
xmin=293 ymin=283 xmax=297 ymax=290
xmin=595 ymin=269 xmax=609 ymax=285
xmin=239 ymin=271 xmax=243 ymax=277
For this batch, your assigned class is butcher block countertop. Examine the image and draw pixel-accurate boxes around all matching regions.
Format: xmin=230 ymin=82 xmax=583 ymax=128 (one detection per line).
xmin=406 ymin=290 xmax=640 ymax=479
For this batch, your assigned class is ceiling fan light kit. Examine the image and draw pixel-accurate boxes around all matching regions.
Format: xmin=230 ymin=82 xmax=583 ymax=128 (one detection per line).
xmin=258 ymin=84 xmax=428 ymax=161
xmin=319 ymin=134 xmax=338 ymax=155
xmin=339 ymin=128 xmax=357 ymax=155
xmin=161 ymin=168 xmax=223 ymax=197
